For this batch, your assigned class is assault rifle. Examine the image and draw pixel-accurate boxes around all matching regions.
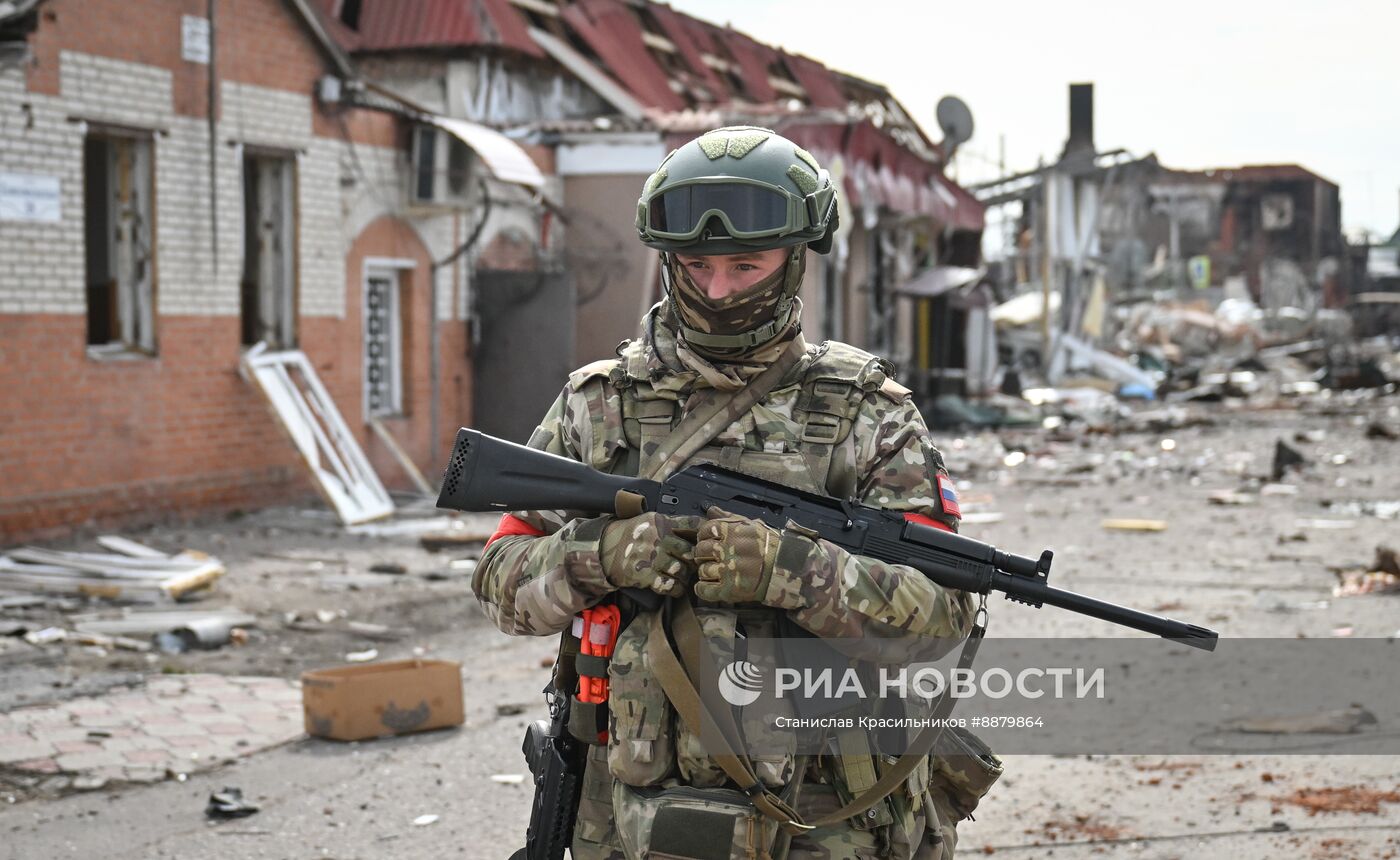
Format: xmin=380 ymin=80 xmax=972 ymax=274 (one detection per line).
xmin=444 ymin=428 xmax=1218 ymax=859
xmin=439 ymin=427 xmax=1219 ymax=647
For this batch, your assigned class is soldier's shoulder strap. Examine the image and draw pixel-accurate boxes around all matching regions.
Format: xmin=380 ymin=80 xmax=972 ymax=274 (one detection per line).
xmin=804 ymin=340 xmax=910 ymax=403
xmin=566 ymin=358 xmax=620 ymax=392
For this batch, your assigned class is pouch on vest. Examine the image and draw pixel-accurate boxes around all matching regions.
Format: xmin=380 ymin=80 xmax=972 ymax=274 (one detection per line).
xmin=606 ymin=615 xmax=675 ymax=787
xmin=927 ymin=727 xmax=1003 ymax=821
xmin=613 ymin=782 xmax=785 ymax=860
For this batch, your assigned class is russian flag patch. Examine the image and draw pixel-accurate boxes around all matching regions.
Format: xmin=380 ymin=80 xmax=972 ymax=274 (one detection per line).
xmin=936 ymin=475 xmax=961 ymax=519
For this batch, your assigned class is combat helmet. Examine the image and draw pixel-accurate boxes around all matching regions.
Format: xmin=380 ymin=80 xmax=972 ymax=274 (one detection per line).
xmin=635 ymin=126 xmax=840 ymax=352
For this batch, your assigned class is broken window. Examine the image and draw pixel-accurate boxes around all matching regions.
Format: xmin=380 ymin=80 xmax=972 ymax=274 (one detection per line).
xmin=84 ymin=129 xmax=156 ymax=352
xmin=241 ymin=151 xmax=298 ymax=349
xmin=363 ymin=267 xmax=404 ymax=418
xmin=338 ymin=0 xmax=362 ymax=30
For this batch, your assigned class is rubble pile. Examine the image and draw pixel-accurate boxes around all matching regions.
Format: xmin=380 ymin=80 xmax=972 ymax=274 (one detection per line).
xmin=974 ymin=288 xmax=1399 ymax=435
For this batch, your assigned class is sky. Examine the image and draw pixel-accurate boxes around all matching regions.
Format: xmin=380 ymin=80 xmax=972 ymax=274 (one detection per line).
xmin=668 ymin=0 xmax=1400 ymax=241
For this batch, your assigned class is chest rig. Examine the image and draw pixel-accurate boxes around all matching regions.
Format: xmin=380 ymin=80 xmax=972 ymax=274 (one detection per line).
xmin=564 ymin=340 xmax=932 ymax=859
xmin=573 ymin=338 xmax=907 ymax=499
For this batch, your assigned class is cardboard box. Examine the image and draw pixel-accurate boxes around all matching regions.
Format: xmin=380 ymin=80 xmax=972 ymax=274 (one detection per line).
xmin=302 ymin=659 xmax=464 ymax=741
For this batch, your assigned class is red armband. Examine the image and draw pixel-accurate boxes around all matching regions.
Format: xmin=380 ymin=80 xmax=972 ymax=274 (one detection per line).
xmin=903 ymin=511 xmax=954 ymax=533
xmin=484 ymin=513 xmax=546 ymax=548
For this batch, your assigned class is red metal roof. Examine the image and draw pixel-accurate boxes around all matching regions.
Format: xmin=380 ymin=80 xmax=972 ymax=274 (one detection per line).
xmin=782 ymin=52 xmax=846 ymax=109
xmin=317 ymin=0 xmax=982 ymax=231
xmin=646 ymin=4 xmax=725 ymax=96
xmin=562 ymin=0 xmax=685 ymax=111
xmin=714 ymin=28 xmax=778 ymax=103
xmin=315 ymin=0 xmax=540 ymax=57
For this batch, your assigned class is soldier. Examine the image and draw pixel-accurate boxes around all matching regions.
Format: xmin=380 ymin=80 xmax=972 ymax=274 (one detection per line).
xmin=474 ymin=127 xmax=1001 ymax=860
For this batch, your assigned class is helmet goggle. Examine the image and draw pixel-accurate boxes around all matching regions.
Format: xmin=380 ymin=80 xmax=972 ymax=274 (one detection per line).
xmin=637 ymin=175 xmax=834 ymax=242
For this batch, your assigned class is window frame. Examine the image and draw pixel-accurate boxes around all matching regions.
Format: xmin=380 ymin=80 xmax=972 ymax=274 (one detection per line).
xmin=82 ymin=122 xmax=159 ymax=359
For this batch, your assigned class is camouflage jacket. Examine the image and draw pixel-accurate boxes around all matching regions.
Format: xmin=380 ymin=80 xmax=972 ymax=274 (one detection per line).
xmin=472 ymin=316 xmax=981 ymax=859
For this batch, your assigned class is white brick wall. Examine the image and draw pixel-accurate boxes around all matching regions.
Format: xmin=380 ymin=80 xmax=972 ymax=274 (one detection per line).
xmin=0 ymin=51 xmax=435 ymax=322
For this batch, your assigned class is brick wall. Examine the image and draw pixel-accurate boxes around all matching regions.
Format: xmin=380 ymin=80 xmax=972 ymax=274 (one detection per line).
xmin=0 ymin=0 xmax=475 ymax=542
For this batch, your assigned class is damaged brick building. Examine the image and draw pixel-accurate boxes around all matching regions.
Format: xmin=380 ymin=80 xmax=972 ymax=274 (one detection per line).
xmin=0 ymin=0 xmax=984 ymax=540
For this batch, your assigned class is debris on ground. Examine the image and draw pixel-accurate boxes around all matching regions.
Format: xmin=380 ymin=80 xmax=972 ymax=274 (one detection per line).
xmin=0 ymin=541 xmax=225 ymax=602
xmin=1101 ymin=519 xmax=1168 ymax=532
xmin=1332 ymin=546 xmax=1400 ymax=596
xmin=302 ymin=659 xmax=464 ymax=741
xmin=1272 ymin=439 xmax=1307 ymax=481
xmin=206 ymin=786 xmax=261 ymax=819
xmin=1275 ymin=785 xmax=1400 ymax=816
xmin=1030 ymin=814 xmax=1132 ymax=842
xmin=413 ymin=813 xmax=440 ymax=826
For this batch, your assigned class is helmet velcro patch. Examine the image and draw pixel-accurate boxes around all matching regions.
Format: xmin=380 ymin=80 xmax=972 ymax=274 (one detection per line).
xmin=794 ymin=146 xmax=820 ymax=172
xmin=787 ymin=164 xmax=818 ymax=195
xmin=697 ymin=133 xmax=728 ymax=160
xmin=643 ymin=167 xmax=667 ymax=195
xmin=724 ymin=130 xmax=770 ymax=158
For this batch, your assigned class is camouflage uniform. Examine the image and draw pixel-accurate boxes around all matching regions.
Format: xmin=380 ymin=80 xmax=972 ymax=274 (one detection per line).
xmin=474 ymin=307 xmax=991 ymax=859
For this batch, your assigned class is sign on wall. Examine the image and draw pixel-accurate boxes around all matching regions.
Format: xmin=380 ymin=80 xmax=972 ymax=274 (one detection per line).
xmin=182 ymin=15 xmax=210 ymax=64
xmin=0 ymin=173 xmax=61 ymax=223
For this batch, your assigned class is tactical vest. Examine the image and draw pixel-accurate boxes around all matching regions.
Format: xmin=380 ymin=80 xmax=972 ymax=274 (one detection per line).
xmin=564 ymin=339 xmax=956 ymax=860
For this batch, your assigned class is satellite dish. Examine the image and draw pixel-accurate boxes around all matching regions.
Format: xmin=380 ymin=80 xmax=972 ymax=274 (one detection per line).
xmin=936 ymin=95 xmax=974 ymax=152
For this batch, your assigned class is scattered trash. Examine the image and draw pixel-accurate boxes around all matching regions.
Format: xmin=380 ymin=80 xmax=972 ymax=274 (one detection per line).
xmin=413 ymin=814 xmax=440 ymax=827
xmin=345 ymin=648 xmax=379 ymax=663
xmin=1365 ymin=422 xmax=1397 ymax=440
xmin=303 ymin=659 xmax=464 ymax=742
xmin=1271 ymin=440 xmax=1306 ymax=481
xmin=495 ymin=703 xmax=528 ymax=717
xmin=490 ymin=774 xmax=525 ymax=785
xmin=368 ymin=562 xmax=408 ymax=575
xmin=419 ymin=521 xmax=497 ymax=553
xmin=71 ymin=609 xmax=257 ymax=638
xmin=1101 ymin=519 xmax=1168 ymax=532
xmin=206 ymin=786 xmax=260 ymax=819
xmin=345 ymin=621 xmax=407 ymax=642
xmin=1331 ymin=626 xmax=1355 ymax=637
xmin=22 ymin=626 xmax=66 ymax=645
xmin=1333 ymin=546 xmax=1400 ymax=596
xmin=1324 ymin=500 xmax=1400 ymax=520
xmin=1208 ymin=490 xmax=1255 ymax=506
xmin=1229 ymin=705 xmax=1377 ymax=735
xmin=1293 ymin=519 xmax=1356 ymax=530
xmin=0 ymin=544 xmax=224 ymax=602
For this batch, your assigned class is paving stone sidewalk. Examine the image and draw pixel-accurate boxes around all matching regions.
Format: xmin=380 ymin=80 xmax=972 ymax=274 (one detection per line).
xmin=0 ymin=674 xmax=302 ymax=791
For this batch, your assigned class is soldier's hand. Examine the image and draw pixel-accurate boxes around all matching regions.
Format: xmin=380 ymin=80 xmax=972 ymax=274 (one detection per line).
xmin=693 ymin=506 xmax=782 ymax=605
xmin=599 ymin=512 xmax=701 ymax=597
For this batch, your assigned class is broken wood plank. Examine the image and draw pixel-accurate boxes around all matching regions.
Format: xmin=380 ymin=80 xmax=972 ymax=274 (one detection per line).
xmin=8 ymin=547 xmax=221 ymax=575
xmin=95 ymin=535 xmax=169 ymax=559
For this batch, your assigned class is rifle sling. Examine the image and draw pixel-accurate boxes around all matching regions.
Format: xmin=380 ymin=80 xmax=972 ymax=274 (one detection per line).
xmin=643 ymin=336 xmax=807 ymax=481
xmin=648 ymin=598 xmax=986 ymax=832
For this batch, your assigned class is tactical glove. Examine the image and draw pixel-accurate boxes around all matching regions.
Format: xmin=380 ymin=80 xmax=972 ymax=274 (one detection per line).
xmin=599 ymin=512 xmax=701 ymax=597
xmin=693 ymin=506 xmax=785 ymax=605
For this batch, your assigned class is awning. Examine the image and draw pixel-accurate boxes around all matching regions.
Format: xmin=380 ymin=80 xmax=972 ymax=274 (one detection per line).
xmin=428 ymin=117 xmax=545 ymax=190
xmin=895 ymin=266 xmax=984 ymax=298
